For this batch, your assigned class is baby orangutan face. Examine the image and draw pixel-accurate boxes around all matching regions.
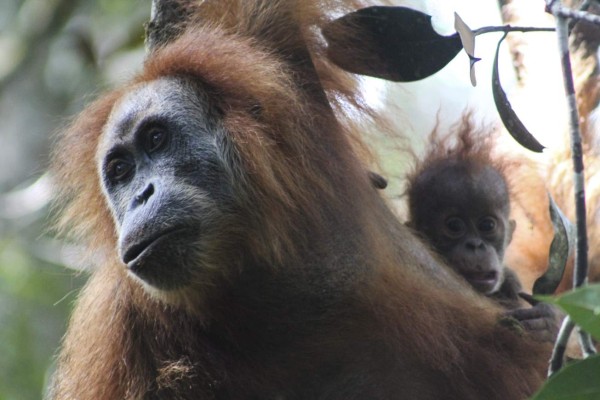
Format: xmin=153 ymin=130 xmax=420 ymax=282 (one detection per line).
xmin=409 ymin=161 xmax=515 ymax=295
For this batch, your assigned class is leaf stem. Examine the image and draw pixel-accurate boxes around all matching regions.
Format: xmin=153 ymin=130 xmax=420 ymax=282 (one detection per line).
xmin=473 ymin=26 xmax=555 ymax=36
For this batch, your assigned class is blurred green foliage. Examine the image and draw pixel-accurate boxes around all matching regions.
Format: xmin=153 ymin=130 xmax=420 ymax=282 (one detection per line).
xmin=532 ymin=284 xmax=600 ymax=400
xmin=542 ymin=285 xmax=600 ymax=339
xmin=0 ymin=0 xmax=148 ymax=398
xmin=0 ymin=240 xmax=86 ymax=400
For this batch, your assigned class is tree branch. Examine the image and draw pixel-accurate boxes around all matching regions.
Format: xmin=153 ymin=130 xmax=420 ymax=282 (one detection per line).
xmin=545 ymin=0 xmax=596 ymax=373
xmin=146 ymin=0 xmax=197 ymax=52
xmin=473 ymin=25 xmax=555 ymax=35
xmin=547 ymin=0 xmax=600 ymax=25
xmin=568 ymin=0 xmax=595 ymax=32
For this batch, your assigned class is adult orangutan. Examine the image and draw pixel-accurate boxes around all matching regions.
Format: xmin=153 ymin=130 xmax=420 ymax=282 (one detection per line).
xmin=49 ymin=1 xmax=550 ymax=399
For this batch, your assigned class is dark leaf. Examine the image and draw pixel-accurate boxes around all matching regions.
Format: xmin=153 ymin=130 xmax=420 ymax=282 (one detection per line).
xmin=323 ymin=6 xmax=463 ymax=82
xmin=493 ymin=32 xmax=545 ymax=152
xmin=531 ymin=354 xmax=600 ymax=399
xmin=533 ymin=195 xmax=574 ymax=295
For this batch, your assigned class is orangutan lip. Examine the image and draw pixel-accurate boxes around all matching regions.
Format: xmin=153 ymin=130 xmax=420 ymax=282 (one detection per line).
xmin=122 ymin=228 xmax=185 ymax=265
xmin=464 ymin=271 xmax=498 ymax=285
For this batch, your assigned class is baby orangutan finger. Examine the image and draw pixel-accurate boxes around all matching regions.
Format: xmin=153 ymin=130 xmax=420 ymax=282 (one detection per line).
xmin=505 ymin=304 xmax=560 ymax=343
xmin=518 ymin=292 xmax=540 ymax=306
xmin=508 ymin=303 xmax=555 ymax=321
xmin=518 ymin=318 xmax=550 ymax=332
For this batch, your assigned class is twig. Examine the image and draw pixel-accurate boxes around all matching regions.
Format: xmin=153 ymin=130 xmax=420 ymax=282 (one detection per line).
xmin=473 ymin=26 xmax=555 ymax=35
xmin=568 ymin=0 xmax=595 ymax=32
xmin=146 ymin=0 xmax=195 ymax=52
xmin=545 ymin=0 xmax=595 ymax=372
xmin=547 ymin=0 xmax=600 ymax=26
xmin=549 ymin=1 xmax=590 ymax=295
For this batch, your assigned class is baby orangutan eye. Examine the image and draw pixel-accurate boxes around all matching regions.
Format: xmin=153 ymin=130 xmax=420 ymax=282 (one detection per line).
xmin=445 ymin=217 xmax=466 ymax=238
xmin=478 ymin=217 xmax=497 ymax=233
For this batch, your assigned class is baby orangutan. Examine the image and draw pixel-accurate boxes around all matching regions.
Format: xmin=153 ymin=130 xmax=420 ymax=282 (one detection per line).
xmin=405 ymin=130 xmax=559 ymax=343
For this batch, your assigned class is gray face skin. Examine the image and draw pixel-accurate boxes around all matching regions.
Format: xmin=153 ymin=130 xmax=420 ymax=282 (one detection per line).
xmin=97 ymin=77 xmax=236 ymax=291
xmin=411 ymin=161 xmax=516 ymax=295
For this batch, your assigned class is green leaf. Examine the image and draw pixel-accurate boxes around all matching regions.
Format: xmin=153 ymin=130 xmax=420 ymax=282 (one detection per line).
xmin=533 ymin=195 xmax=574 ymax=295
xmin=539 ymin=284 xmax=600 ymax=340
xmin=323 ymin=6 xmax=463 ymax=82
xmin=531 ymin=355 xmax=600 ymax=400
xmin=492 ymin=32 xmax=545 ymax=153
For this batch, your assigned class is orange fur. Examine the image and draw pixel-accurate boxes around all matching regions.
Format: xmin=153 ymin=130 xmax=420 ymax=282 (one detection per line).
xmin=50 ymin=1 xmax=549 ymax=399
xmin=504 ymin=29 xmax=600 ymax=293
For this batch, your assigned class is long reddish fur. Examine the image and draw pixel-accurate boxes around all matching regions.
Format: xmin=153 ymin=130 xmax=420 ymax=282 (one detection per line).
xmin=50 ymin=1 xmax=550 ymax=398
xmin=504 ymin=39 xmax=600 ymax=293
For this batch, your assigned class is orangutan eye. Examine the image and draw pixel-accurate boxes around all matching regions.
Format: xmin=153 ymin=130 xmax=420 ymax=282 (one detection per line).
xmin=145 ymin=126 xmax=168 ymax=153
xmin=478 ymin=217 xmax=497 ymax=233
xmin=105 ymin=158 xmax=134 ymax=183
xmin=445 ymin=217 xmax=466 ymax=238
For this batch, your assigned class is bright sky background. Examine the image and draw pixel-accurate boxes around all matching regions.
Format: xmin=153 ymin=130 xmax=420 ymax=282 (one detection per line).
xmin=364 ymin=0 xmax=566 ymax=151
